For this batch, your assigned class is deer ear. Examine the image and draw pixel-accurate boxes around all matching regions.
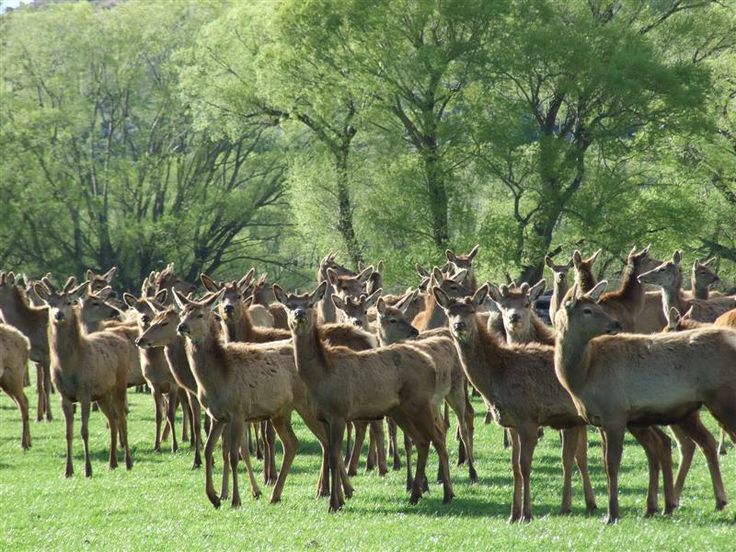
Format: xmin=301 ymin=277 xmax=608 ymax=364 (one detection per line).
xmin=200 ymin=274 xmax=220 ymax=293
xmin=69 ymin=281 xmax=90 ymax=301
xmin=364 ymin=288 xmax=382 ymax=309
xmin=519 ymin=282 xmax=530 ymax=294
xmin=544 ymin=255 xmax=554 ymax=269
xmin=471 ymin=284 xmax=489 ymax=307
xmin=487 ymin=283 xmax=502 ymax=303
xmin=451 ymin=269 xmax=468 ymax=284
xmin=445 ymin=250 xmax=457 ymax=263
xmin=703 ymin=257 xmax=716 ymax=267
xmin=62 ymin=277 xmax=77 ymax=293
xmin=565 ymin=284 xmax=579 ymax=310
xmin=123 ymin=292 xmax=137 ymax=308
xmin=240 ymin=268 xmax=256 ymax=289
xmin=309 ymin=281 xmax=328 ymax=308
xmin=673 ymin=250 xmax=682 ymax=265
xmin=433 ymin=287 xmax=452 ymax=310
xmin=326 ymin=268 xmax=339 ymax=286
xmin=589 ymin=249 xmax=602 ymax=263
xmin=85 ymin=269 xmax=94 ymax=282
xmin=572 ymin=250 xmax=583 ymax=268
xmin=331 ymin=294 xmax=345 ymax=311
xmin=468 ymin=244 xmax=480 ymax=260
xmin=431 ymin=267 xmax=444 ymax=284
xmin=415 ymin=264 xmax=429 ymax=278
xmin=34 ymin=282 xmax=51 ymax=302
xmin=203 ymin=288 xmax=225 ymax=309
xmin=376 ymin=297 xmax=386 ymax=315
xmin=667 ymin=307 xmax=681 ymax=328
xmin=272 ymin=284 xmax=287 ymax=305
xmin=587 ymin=280 xmax=608 ymax=302
xmin=357 ymin=260 xmax=364 ymax=271
xmin=529 ymin=279 xmax=546 ymax=301
xmin=682 ymin=306 xmax=694 ymax=320
xmin=153 ymin=289 xmax=167 ymax=304
xmin=357 ymin=266 xmax=374 ymax=284
xmin=242 ymin=294 xmax=254 ymax=308
xmin=376 ymin=260 xmax=385 ymax=274
xmin=172 ymin=290 xmax=190 ymax=311
xmin=102 ymin=267 xmax=116 ymax=282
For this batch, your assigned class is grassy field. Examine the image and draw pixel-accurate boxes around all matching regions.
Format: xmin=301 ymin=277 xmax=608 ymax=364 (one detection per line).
xmin=1 ymin=376 xmax=734 ymax=551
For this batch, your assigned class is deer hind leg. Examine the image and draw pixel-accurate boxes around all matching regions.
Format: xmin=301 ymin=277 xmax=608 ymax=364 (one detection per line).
xmin=114 ymin=389 xmax=133 ymax=471
xmin=517 ymin=423 xmax=539 ymax=521
xmin=79 ymin=398 xmax=94 ymax=478
xmin=42 ymin=362 xmax=53 ymax=421
xmin=165 ymin=387 xmax=178 ymax=453
xmin=629 ymin=426 xmax=662 ymax=516
xmin=327 ymin=418 xmax=347 ymax=512
xmin=650 ymin=426 xmax=676 ymax=514
xmin=675 ymin=412 xmax=727 ymax=510
xmin=220 ymin=427 xmax=230 ymax=500
xmin=227 ymin=420 xmax=244 ymax=508
xmin=96 ymin=395 xmax=118 ymax=470
xmin=347 ymin=422 xmax=367 ymax=476
xmin=369 ymin=420 xmax=388 ymax=476
xmin=718 ymin=429 xmax=728 ymax=456
xmin=239 ymin=426 xmax=262 ymax=499
xmin=388 ymin=418 xmax=401 ymax=470
xmin=35 ymin=363 xmax=45 ymax=422
xmin=705 ymin=393 xmax=736 ymax=447
xmin=153 ymin=389 xmax=164 ymax=452
xmin=509 ymin=428 xmax=522 ymax=522
xmin=344 ymin=422 xmax=353 ymax=464
xmin=670 ymin=424 xmax=695 ymax=506
xmin=560 ymin=428 xmax=577 ymax=515
xmin=2 ymin=376 xmax=31 ymax=450
xmin=447 ymin=388 xmax=477 ymax=483
xmin=269 ymin=414 xmax=299 ymax=504
xmin=187 ymin=393 xmax=202 ymax=468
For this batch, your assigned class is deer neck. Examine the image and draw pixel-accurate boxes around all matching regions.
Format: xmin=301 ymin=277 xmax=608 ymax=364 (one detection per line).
xmin=552 ymin=276 xmax=568 ymax=310
xmin=0 ymin=287 xmax=46 ymax=335
xmin=48 ymin=309 xmax=84 ymax=371
xmin=419 ymin=294 xmax=447 ymax=331
xmin=291 ymin=314 xmax=330 ymax=388
xmin=660 ymin=270 xmax=687 ymax=318
xmin=612 ymin=261 xmax=646 ymax=313
xmin=575 ymin=268 xmax=597 ymax=294
xmin=318 ymin=289 xmax=337 ymax=324
xmin=223 ymin=308 xmax=253 ymax=343
xmin=451 ymin=315 xmax=502 ymax=396
xmin=185 ymin=317 xmax=229 ymax=393
xmin=691 ymin=273 xmax=709 ymax=300
xmin=554 ymin=324 xmax=592 ymax=396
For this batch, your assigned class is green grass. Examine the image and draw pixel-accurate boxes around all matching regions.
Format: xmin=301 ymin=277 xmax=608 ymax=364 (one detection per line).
xmin=1 ymin=375 xmax=734 ymax=551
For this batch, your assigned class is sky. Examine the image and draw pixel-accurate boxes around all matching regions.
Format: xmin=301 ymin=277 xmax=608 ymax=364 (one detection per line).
xmin=1 ymin=0 xmax=32 ymax=13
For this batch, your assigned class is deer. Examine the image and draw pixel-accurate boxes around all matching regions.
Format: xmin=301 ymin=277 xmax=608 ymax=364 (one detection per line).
xmin=688 ymin=258 xmax=722 ymax=300
xmin=173 ymin=289 xmax=356 ymax=509
xmin=275 ymin=281 xmax=455 ymax=512
xmin=34 ymin=278 xmax=133 ymax=477
xmin=554 ymin=281 xmax=736 ymax=523
xmin=327 ymin=265 xmax=374 ymax=321
xmin=445 ymin=244 xmax=480 ymax=291
xmin=412 ymin=267 xmax=472 ymax=331
xmin=0 ymin=271 xmax=53 ymax=422
xmin=436 ymin=285 xmax=689 ymax=522
xmin=488 ymin=280 xmax=555 ymax=346
xmin=80 ymin=287 xmax=124 ymax=333
xmin=374 ymin=294 xmax=477 ymax=485
xmin=251 ymin=273 xmax=288 ymax=329
xmin=316 ymin=253 xmax=356 ymax=324
xmin=544 ymin=256 xmax=573 ymax=327
xmin=639 ymin=251 xmax=735 ymax=323
xmin=123 ymin=289 xmax=183 ymax=453
xmin=330 ymin=289 xmax=389 ymax=477
xmin=0 ymin=322 xmax=31 ymax=449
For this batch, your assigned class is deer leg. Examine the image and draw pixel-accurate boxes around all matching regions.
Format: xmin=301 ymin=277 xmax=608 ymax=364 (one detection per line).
xmin=42 ymin=363 xmax=53 ymax=421
xmin=166 ymin=387 xmax=178 ymax=453
xmin=573 ymin=426 xmax=597 ymax=514
xmin=263 ymin=420 xmax=277 ymax=485
xmin=628 ymin=427 xmax=661 ymax=516
xmin=560 ymin=428 xmax=577 ymax=515
xmin=650 ymin=426 xmax=676 ymax=514
xmin=601 ymin=426 xmax=625 ymax=524
xmin=3 ymin=379 xmax=31 ymax=450
xmin=327 ymin=418 xmax=346 ymax=512
xmin=240 ymin=426 xmax=262 ymax=499
xmin=409 ymin=436 xmax=430 ymax=505
xmin=79 ymin=398 xmax=93 ymax=478
xmin=670 ymin=424 xmax=695 ymax=505
xmin=220 ymin=427 xmax=230 ymax=500
xmin=448 ymin=387 xmax=477 ymax=483
xmin=115 ymin=390 xmax=132 ymax=471
xmin=344 ymin=422 xmax=353 ymax=465
xmin=388 ymin=418 xmax=401 ymax=470
xmin=189 ymin=392 xmax=202 ymax=469
xmin=347 ymin=422 xmax=367 ymax=476
xmin=371 ymin=420 xmax=388 ymax=477
xmin=676 ymin=412 xmax=727 ymax=510
xmin=205 ymin=419 xmax=226 ymax=508
xmin=269 ymin=414 xmax=299 ymax=504
xmin=61 ymin=398 xmax=74 ymax=477
xmin=227 ymin=421 xmax=243 ymax=508
xmin=404 ymin=432 xmax=414 ymax=492
xmin=96 ymin=396 xmax=118 ymax=470
xmin=153 ymin=389 xmax=163 ymax=452
xmin=718 ymin=429 xmax=728 ymax=456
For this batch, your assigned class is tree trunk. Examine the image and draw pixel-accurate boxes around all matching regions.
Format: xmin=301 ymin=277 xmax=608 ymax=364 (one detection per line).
xmin=334 ymin=145 xmax=363 ymax=268
xmin=423 ymin=146 xmax=449 ymax=249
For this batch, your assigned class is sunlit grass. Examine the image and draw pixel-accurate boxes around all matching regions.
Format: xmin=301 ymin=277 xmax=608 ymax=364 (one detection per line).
xmin=1 ymin=372 xmax=734 ymax=551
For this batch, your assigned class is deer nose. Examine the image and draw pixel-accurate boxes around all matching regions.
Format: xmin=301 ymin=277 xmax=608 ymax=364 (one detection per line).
xmin=510 ymin=313 xmax=521 ymax=323
xmin=608 ymin=320 xmax=624 ymax=334
xmin=141 ymin=314 xmax=150 ymax=324
xmin=134 ymin=337 xmax=145 ymax=348
xmin=353 ymin=319 xmax=363 ymax=327
xmin=224 ymin=304 xmax=234 ymax=314
xmin=409 ymin=326 xmax=419 ymax=338
xmin=294 ymin=308 xmax=306 ymax=320
xmin=54 ymin=311 xmax=65 ymax=322
xmin=453 ymin=321 xmax=466 ymax=332
xmin=177 ymin=323 xmax=189 ymax=335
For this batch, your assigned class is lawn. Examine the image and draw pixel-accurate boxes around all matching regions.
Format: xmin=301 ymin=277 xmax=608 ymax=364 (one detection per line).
xmin=1 ymin=376 xmax=734 ymax=551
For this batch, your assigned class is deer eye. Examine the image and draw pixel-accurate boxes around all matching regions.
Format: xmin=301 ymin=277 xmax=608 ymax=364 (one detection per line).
xmin=161 ymin=322 xmax=168 ymax=327
xmin=583 ymin=308 xmax=592 ymax=315
xmin=197 ymin=314 xmax=204 ymax=319
xmin=659 ymin=267 xmax=665 ymax=272
xmin=92 ymin=302 xmax=100 ymax=307
xmin=389 ymin=319 xmax=396 ymax=324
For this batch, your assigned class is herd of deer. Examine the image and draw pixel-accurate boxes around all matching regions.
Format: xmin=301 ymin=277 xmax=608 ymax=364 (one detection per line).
xmin=0 ymin=245 xmax=735 ymax=524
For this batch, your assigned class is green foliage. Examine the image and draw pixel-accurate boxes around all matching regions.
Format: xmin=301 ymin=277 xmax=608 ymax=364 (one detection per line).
xmin=1 ymin=0 xmax=735 ymax=289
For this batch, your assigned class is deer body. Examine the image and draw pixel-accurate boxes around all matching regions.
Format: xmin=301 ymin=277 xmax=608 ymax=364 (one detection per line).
xmin=0 ymin=322 xmax=31 ymax=449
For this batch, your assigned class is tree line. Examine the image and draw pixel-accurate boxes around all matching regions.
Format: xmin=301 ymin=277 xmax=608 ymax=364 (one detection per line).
xmin=1 ymin=0 xmax=734 ymax=291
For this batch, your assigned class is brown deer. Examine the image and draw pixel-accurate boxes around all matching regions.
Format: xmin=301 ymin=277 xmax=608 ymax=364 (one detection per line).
xmin=274 ymin=282 xmax=454 ymax=512
xmin=80 ymin=287 xmax=123 ymax=333
xmin=0 ymin=322 xmax=31 ymax=449
xmin=488 ymin=280 xmax=555 ymax=346
xmin=412 ymin=267 xmax=471 ymax=331
xmin=123 ymin=290 xmax=182 ymax=453
xmin=316 ymin=253 xmax=355 ymax=323
xmin=446 ymin=244 xmax=480 ymax=291
xmin=251 ymin=273 xmax=288 ymax=329
xmin=436 ymin=285 xmax=682 ymax=522
xmin=688 ymin=258 xmax=721 ymax=300
xmin=554 ymin=281 xmax=736 ymax=523
xmin=544 ymin=256 xmax=573 ymax=327
xmin=173 ymin=289 xmax=355 ymax=508
xmin=34 ymin=278 xmax=133 ymax=477
xmin=639 ymin=251 xmax=735 ymax=323
xmin=375 ymin=296 xmax=477 ymax=484
xmin=0 ymin=271 xmax=53 ymax=421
